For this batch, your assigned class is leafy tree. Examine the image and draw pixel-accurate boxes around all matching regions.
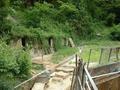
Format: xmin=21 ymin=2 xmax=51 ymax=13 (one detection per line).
xmin=88 ymin=0 xmax=120 ymax=25
xmin=71 ymin=0 xmax=93 ymax=38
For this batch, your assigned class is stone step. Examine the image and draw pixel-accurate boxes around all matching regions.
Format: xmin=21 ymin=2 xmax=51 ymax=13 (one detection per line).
xmin=45 ymin=76 xmax=72 ymax=90
xmin=55 ymin=71 xmax=69 ymax=79
xmin=56 ymin=67 xmax=74 ymax=73
xmin=32 ymin=83 xmax=45 ymax=90
xmin=50 ymin=77 xmax=64 ymax=82
xmin=62 ymin=64 xmax=75 ymax=68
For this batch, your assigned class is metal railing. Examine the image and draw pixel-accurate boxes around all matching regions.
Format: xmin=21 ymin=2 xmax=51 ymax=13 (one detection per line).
xmin=14 ymin=70 xmax=50 ymax=90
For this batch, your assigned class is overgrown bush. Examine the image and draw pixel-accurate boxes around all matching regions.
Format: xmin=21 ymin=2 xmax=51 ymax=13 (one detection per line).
xmin=0 ymin=42 xmax=32 ymax=89
xmin=0 ymin=42 xmax=32 ymax=78
xmin=15 ymin=50 xmax=32 ymax=77
xmin=0 ymin=43 xmax=18 ymax=77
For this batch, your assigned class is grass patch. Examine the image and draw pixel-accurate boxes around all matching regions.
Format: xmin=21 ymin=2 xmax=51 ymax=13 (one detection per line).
xmin=52 ymin=47 xmax=78 ymax=64
xmin=79 ymin=40 xmax=120 ymax=65
xmin=79 ymin=39 xmax=120 ymax=47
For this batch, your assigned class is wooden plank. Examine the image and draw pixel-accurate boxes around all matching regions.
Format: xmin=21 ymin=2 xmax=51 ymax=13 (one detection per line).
xmin=84 ymin=67 xmax=98 ymax=90
xmin=86 ymin=80 xmax=92 ymax=90
xmin=68 ymin=38 xmax=75 ymax=47
xmin=78 ymin=76 xmax=83 ymax=90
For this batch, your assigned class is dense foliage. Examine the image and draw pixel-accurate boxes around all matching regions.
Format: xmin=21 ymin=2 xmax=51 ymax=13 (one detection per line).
xmin=0 ymin=0 xmax=94 ymax=41
xmin=1 ymin=0 xmax=120 ymax=42
xmin=88 ymin=0 xmax=120 ymax=26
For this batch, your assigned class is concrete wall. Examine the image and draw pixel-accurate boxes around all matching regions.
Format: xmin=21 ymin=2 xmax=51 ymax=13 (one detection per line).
xmin=89 ymin=62 xmax=120 ymax=76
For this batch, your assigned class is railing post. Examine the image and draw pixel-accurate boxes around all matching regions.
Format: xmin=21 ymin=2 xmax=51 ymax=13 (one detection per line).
xmin=116 ymin=47 xmax=119 ymax=61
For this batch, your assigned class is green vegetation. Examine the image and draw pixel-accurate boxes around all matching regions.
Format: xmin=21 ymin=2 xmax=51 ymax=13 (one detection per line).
xmin=80 ymin=40 xmax=120 ymax=65
xmin=0 ymin=0 xmax=120 ymax=88
xmin=32 ymin=63 xmax=44 ymax=73
xmin=52 ymin=47 xmax=78 ymax=64
xmin=1 ymin=0 xmax=120 ymax=45
xmin=0 ymin=80 xmax=13 ymax=90
xmin=0 ymin=42 xmax=32 ymax=88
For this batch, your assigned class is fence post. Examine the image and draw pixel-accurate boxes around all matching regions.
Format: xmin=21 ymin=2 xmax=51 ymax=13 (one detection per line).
xmin=108 ymin=48 xmax=112 ymax=62
xmin=116 ymin=48 xmax=119 ymax=61
xmin=99 ymin=48 xmax=104 ymax=64
xmin=87 ymin=49 xmax=92 ymax=68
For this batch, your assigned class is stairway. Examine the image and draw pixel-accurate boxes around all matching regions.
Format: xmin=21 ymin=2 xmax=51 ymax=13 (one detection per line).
xmin=32 ymin=57 xmax=76 ymax=90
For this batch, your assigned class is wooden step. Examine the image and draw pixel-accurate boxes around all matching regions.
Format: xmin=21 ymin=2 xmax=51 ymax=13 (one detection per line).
xmin=32 ymin=83 xmax=45 ymax=90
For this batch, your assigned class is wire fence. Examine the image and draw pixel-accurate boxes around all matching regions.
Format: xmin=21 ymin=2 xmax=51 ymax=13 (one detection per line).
xmin=80 ymin=47 xmax=120 ymax=68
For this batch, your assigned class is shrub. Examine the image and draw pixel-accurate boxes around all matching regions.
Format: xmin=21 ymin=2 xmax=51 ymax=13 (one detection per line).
xmin=0 ymin=43 xmax=18 ymax=77
xmin=0 ymin=42 xmax=32 ymax=78
xmin=16 ymin=50 xmax=32 ymax=77
xmin=110 ymin=30 xmax=120 ymax=41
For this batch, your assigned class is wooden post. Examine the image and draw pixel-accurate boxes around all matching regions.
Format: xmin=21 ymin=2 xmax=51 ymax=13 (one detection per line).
xmin=87 ymin=49 xmax=92 ymax=68
xmin=116 ymin=48 xmax=119 ymax=61
xmin=99 ymin=48 xmax=104 ymax=64
xmin=70 ymin=69 xmax=75 ymax=90
xmin=81 ymin=63 xmax=86 ymax=87
xmin=75 ymin=54 xmax=78 ymax=90
xmin=108 ymin=48 xmax=112 ymax=62
xmin=41 ymin=48 xmax=44 ymax=61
